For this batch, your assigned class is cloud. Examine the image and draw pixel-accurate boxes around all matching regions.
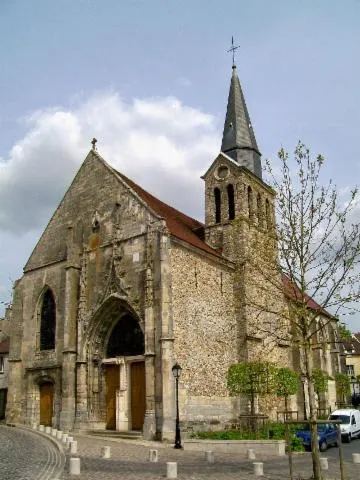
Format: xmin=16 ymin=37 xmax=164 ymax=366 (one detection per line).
xmin=0 ymin=92 xmax=220 ymax=235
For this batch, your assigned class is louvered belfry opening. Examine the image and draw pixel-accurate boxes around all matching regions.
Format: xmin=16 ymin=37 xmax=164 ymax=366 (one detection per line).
xmin=227 ymin=184 xmax=235 ymax=220
xmin=214 ymin=188 xmax=221 ymax=223
xmin=106 ymin=314 xmax=144 ymax=358
xmin=40 ymin=289 xmax=56 ymax=350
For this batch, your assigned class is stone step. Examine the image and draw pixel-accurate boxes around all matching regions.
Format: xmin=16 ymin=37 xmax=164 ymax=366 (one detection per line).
xmin=86 ymin=430 xmax=143 ymax=440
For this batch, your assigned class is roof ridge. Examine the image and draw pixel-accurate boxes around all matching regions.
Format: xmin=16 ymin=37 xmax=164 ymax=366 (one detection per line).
xmin=114 ymin=170 xmax=204 ymax=230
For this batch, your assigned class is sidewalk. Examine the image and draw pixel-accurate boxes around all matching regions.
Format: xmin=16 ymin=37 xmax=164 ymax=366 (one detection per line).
xmin=59 ymin=433 xmax=360 ymax=479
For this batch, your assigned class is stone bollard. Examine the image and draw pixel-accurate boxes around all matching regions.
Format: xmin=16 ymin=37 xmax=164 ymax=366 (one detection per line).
xmin=45 ymin=426 xmax=51 ymax=434
xmin=320 ymin=458 xmax=328 ymax=470
xmin=32 ymin=423 xmax=37 ymax=430
xmin=69 ymin=457 xmax=81 ymax=475
xmin=101 ymin=446 xmax=111 ymax=459
xmin=253 ymin=462 xmax=264 ymax=476
xmin=353 ymin=453 xmax=360 ymax=464
xmin=167 ymin=462 xmax=177 ymax=479
xmin=39 ymin=425 xmax=45 ymax=432
xmin=51 ymin=428 xmax=57 ymax=437
xmin=247 ymin=448 xmax=256 ymax=460
xmin=205 ymin=451 xmax=214 ymax=463
xmin=56 ymin=430 xmax=63 ymax=440
xmin=149 ymin=449 xmax=158 ymax=462
xmin=70 ymin=441 xmax=78 ymax=454
xmin=62 ymin=433 xmax=69 ymax=443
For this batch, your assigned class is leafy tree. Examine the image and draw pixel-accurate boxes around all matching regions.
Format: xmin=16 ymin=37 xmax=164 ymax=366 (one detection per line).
xmin=312 ymin=368 xmax=329 ymax=396
xmin=338 ymin=323 xmax=352 ymax=339
xmin=276 ymin=367 xmax=299 ymax=418
xmin=312 ymin=368 xmax=329 ymax=414
xmin=335 ymin=372 xmax=351 ymax=405
xmin=227 ymin=362 xmax=277 ymax=422
xmin=246 ymin=142 xmax=360 ymax=480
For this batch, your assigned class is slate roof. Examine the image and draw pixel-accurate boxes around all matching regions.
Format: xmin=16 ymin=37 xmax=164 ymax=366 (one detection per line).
xmin=113 ymin=170 xmax=223 ymax=259
xmin=221 ymin=66 xmax=260 ymax=156
xmin=0 ymin=338 xmax=9 ymax=354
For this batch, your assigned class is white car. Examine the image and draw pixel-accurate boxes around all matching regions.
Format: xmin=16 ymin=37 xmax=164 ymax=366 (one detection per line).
xmin=329 ymin=409 xmax=360 ymax=442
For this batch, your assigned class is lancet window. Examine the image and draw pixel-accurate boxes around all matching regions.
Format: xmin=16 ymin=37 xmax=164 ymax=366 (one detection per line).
xmin=214 ymin=188 xmax=221 ymax=223
xmin=40 ymin=289 xmax=56 ymax=351
xmin=227 ymin=184 xmax=235 ymax=220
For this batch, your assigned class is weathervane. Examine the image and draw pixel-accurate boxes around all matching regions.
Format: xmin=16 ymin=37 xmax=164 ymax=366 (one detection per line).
xmin=227 ymin=36 xmax=240 ymax=67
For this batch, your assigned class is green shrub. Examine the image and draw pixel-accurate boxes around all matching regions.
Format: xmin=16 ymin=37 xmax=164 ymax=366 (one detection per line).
xmin=190 ymin=422 xmax=304 ymax=451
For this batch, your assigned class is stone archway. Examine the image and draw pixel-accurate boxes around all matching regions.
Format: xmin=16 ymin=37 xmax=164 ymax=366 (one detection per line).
xmin=104 ymin=313 xmax=146 ymax=430
xmin=82 ymin=295 xmax=146 ymax=431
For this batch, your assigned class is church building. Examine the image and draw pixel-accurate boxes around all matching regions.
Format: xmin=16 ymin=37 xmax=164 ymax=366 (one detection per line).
xmin=6 ymin=62 xmax=341 ymax=440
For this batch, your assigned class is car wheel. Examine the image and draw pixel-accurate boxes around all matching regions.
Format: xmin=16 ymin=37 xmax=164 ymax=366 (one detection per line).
xmin=320 ymin=440 xmax=327 ymax=452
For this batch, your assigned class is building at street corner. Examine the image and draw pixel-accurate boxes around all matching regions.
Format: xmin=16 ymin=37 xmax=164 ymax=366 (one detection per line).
xmin=6 ymin=62 xmax=342 ymax=440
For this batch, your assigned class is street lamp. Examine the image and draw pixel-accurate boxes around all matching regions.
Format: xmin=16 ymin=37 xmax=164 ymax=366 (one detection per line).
xmin=172 ymin=362 xmax=182 ymax=449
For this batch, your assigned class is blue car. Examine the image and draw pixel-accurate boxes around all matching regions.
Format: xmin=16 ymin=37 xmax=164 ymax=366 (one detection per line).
xmin=295 ymin=423 xmax=338 ymax=451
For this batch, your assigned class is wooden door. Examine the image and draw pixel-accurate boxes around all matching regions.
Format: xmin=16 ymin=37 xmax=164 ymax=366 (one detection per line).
xmin=39 ymin=382 xmax=54 ymax=426
xmin=131 ymin=361 xmax=146 ymax=430
xmin=106 ymin=365 xmax=120 ymax=430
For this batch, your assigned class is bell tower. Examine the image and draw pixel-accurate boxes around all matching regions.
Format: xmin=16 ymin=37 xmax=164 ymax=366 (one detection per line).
xmin=202 ymin=54 xmax=288 ymax=366
xmin=202 ymin=63 xmax=276 ymax=260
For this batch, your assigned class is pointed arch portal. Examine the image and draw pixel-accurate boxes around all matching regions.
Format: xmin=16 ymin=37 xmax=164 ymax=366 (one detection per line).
xmin=84 ymin=298 xmax=146 ymax=432
xmin=106 ymin=314 xmax=144 ymax=358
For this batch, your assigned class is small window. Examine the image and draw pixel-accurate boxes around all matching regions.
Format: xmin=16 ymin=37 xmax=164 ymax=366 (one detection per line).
xmin=257 ymin=193 xmax=262 ymax=226
xmin=0 ymin=357 xmax=4 ymax=374
xmin=247 ymin=186 xmax=253 ymax=217
xmin=347 ymin=365 xmax=355 ymax=376
xmin=40 ymin=289 xmax=56 ymax=351
xmin=214 ymin=188 xmax=221 ymax=223
xmin=265 ymin=199 xmax=271 ymax=229
xmin=227 ymin=184 xmax=235 ymax=220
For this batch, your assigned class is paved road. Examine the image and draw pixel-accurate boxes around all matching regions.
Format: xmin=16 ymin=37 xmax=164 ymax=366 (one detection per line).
xmin=0 ymin=424 xmax=65 ymax=480
xmin=58 ymin=433 xmax=360 ymax=480
xmin=324 ymin=435 xmax=360 ymax=462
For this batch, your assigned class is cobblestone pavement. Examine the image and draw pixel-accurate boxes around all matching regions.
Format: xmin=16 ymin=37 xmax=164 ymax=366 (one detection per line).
xmin=59 ymin=434 xmax=360 ymax=480
xmin=0 ymin=424 xmax=65 ymax=480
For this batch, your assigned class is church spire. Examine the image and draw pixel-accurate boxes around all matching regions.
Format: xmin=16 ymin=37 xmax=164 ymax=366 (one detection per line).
xmin=221 ymin=63 xmax=262 ymax=179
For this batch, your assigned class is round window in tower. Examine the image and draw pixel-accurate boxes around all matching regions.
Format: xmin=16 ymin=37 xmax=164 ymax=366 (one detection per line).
xmin=215 ymin=165 xmax=229 ymax=180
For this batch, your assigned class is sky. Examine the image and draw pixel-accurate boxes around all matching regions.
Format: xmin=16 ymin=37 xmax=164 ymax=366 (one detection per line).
xmin=1 ymin=0 xmax=360 ymax=330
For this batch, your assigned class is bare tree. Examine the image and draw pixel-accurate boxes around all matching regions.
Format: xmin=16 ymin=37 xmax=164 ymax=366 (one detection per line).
xmin=246 ymin=142 xmax=360 ymax=480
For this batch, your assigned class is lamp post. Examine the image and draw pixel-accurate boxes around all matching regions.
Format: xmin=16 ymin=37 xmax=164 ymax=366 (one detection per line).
xmin=172 ymin=362 xmax=182 ymax=449
xmin=301 ymin=374 xmax=307 ymax=420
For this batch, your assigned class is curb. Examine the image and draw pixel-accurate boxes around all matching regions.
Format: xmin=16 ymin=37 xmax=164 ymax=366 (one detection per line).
xmin=10 ymin=424 xmax=66 ymax=479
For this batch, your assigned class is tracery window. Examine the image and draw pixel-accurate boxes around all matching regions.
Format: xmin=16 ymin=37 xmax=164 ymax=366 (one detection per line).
xmin=40 ymin=289 xmax=56 ymax=350
xmin=214 ymin=188 xmax=221 ymax=223
xmin=227 ymin=184 xmax=235 ymax=220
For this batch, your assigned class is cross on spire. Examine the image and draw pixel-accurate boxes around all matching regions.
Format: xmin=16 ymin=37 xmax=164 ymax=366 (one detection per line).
xmin=227 ymin=36 xmax=240 ymax=67
xmin=91 ymin=137 xmax=97 ymax=150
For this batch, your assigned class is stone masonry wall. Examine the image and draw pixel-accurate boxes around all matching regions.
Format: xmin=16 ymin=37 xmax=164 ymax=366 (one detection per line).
xmin=170 ymin=243 xmax=237 ymax=426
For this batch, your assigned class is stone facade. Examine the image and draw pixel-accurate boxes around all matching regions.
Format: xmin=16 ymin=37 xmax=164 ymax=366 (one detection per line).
xmin=6 ymin=65 xmax=343 ymax=439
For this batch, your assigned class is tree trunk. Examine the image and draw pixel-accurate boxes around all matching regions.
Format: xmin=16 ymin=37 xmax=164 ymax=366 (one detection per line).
xmin=304 ymin=341 xmax=322 ymax=480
